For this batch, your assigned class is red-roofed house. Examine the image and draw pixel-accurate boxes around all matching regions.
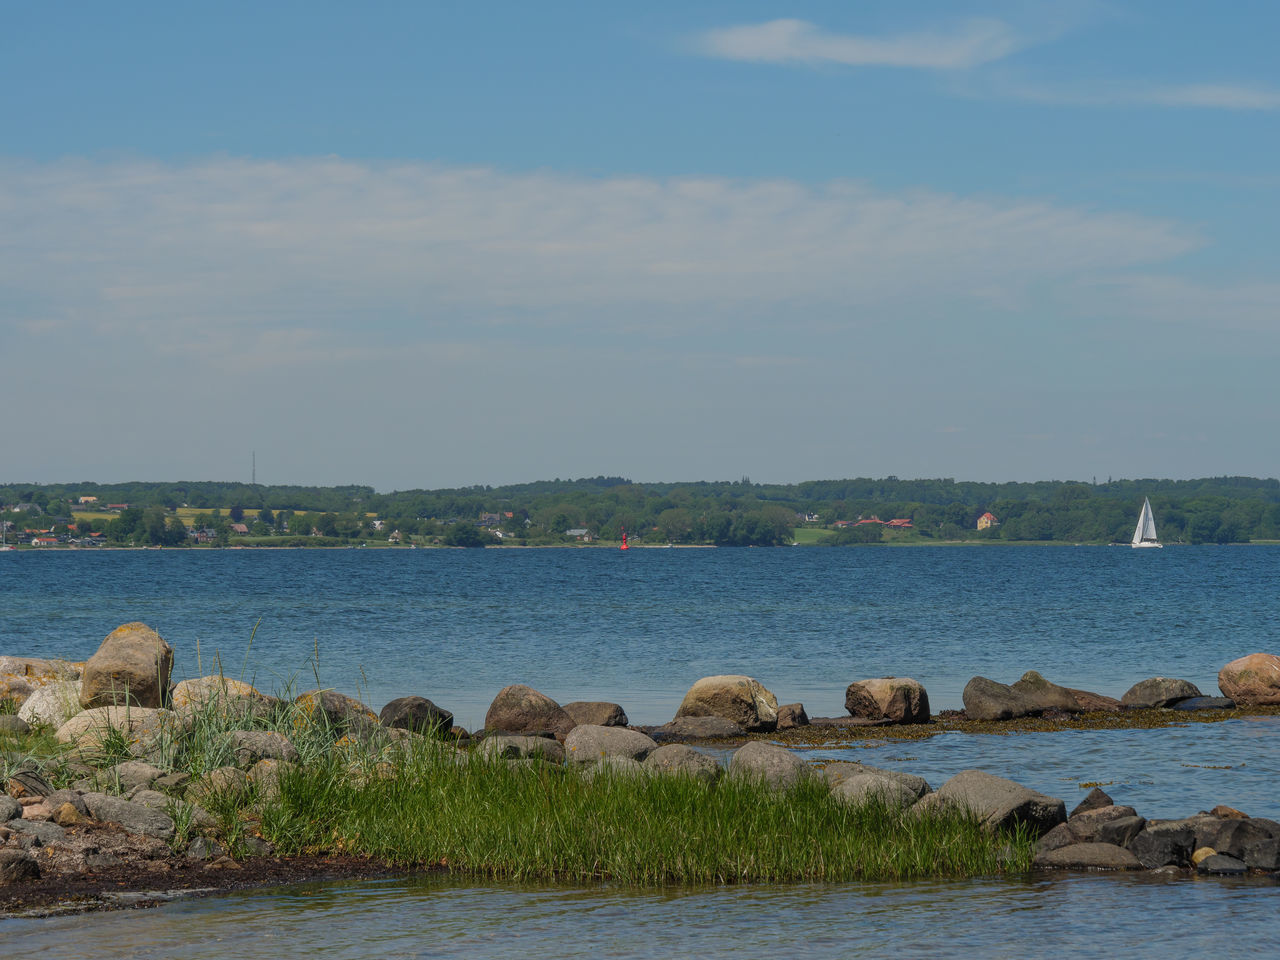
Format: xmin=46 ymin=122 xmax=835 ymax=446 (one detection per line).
xmin=977 ymin=512 xmax=999 ymax=530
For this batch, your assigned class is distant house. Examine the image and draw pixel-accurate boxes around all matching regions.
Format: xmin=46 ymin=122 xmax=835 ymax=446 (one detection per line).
xmin=31 ymin=536 xmax=58 ymax=547
xmin=107 ymin=503 xmax=129 ymax=511
xmin=478 ymin=512 xmax=501 ymax=527
xmin=977 ymin=512 xmax=999 ymax=530
xmin=229 ymin=523 xmax=250 ymax=535
xmin=886 ymin=518 xmax=914 ymax=529
xmin=855 ymin=516 xmax=885 ymax=525
xmin=371 ymin=519 xmax=385 ymax=531
xmin=77 ymin=496 xmax=98 ymax=504
xmin=797 ymin=512 xmax=820 ymax=523
xmin=564 ymin=528 xmax=593 ymax=541
xmin=388 ymin=529 xmax=402 ymax=543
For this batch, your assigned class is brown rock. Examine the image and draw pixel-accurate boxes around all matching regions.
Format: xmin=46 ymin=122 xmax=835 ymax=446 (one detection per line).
xmin=172 ymin=676 xmax=271 ymax=711
xmin=776 ymin=703 xmax=809 ymax=729
xmin=80 ymin=622 xmax=174 ymax=709
xmin=674 ymin=675 xmax=779 ymax=732
xmin=1210 ymin=804 xmax=1249 ymax=819
xmin=1218 ymin=653 xmax=1280 ymax=706
xmin=484 ymin=684 xmax=576 ymax=739
xmin=562 ymin=701 xmax=628 ymax=727
xmin=0 ymin=848 xmax=41 ymax=884
xmin=845 ymin=677 xmax=930 ymax=724
xmin=1067 ymin=688 xmax=1123 ymax=712
xmin=52 ymin=802 xmax=83 ymax=827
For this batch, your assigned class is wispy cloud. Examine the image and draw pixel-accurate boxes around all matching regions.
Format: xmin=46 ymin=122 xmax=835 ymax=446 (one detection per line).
xmin=698 ymin=17 xmax=1026 ymax=70
xmin=998 ymin=79 xmax=1280 ymax=111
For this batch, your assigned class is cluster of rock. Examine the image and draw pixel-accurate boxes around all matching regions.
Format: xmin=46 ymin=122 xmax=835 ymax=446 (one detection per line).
xmin=5 ymin=623 xmax=1280 ymax=892
xmin=1033 ymin=787 xmax=1280 ymax=875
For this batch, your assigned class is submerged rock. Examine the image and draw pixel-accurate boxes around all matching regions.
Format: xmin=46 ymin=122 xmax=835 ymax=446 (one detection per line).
xmin=1033 ymin=842 xmax=1142 ymax=871
xmin=647 ymin=716 xmax=744 ymax=740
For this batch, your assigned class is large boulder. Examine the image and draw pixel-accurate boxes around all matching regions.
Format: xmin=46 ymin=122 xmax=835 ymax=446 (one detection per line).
xmin=1129 ymin=819 xmax=1197 ymax=868
xmin=80 ymin=622 xmax=173 ymax=709
xmin=379 ymin=696 xmax=454 ymax=734
xmin=821 ymin=761 xmax=931 ymax=801
xmin=920 ymin=769 xmax=1065 ymax=837
xmin=1218 ymin=653 xmax=1280 ymax=706
xmin=962 ymin=672 xmax=1079 ymax=721
xmin=82 ymin=792 xmax=175 ymax=840
xmin=0 ymin=657 xmax=80 ymax=679
xmin=727 ymin=741 xmax=807 ymax=790
xmin=775 ymin=703 xmax=809 ymax=729
xmin=295 ymin=689 xmax=378 ymax=729
xmin=1121 ymin=677 xmax=1202 ymax=709
xmin=830 ymin=774 xmax=918 ymax=809
xmin=564 ymin=725 xmax=657 ymax=764
xmin=484 ymin=684 xmax=576 ymax=739
xmin=17 ymin=680 xmax=83 ymax=728
xmin=675 ymin=675 xmax=779 ymax=732
xmin=562 ymin=701 xmax=629 ymax=727
xmin=229 ymin=730 xmax=300 ymax=766
xmin=844 ymin=677 xmax=930 ymax=724
xmin=1033 ymin=842 xmax=1143 ymax=871
xmin=643 ymin=744 xmax=720 ymax=782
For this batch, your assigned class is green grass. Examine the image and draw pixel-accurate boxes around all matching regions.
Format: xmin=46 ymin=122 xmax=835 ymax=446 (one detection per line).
xmin=789 ymin=526 xmax=830 ymax=545
xmin=260 ymin=744 xmax=1034 ymax=884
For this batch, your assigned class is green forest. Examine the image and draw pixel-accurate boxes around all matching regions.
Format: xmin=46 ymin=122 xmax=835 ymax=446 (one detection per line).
xmin=3 ymin=475 xmax=1280 ymax=548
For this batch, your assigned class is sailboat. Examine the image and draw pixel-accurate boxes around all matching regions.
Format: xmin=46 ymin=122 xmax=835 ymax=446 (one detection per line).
xmin=1131 ymin=497 xmax=1162 ymax=549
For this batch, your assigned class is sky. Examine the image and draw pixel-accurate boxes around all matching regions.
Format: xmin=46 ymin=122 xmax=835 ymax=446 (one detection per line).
xmin=3 ymin=1 xmax=1278 ymax=490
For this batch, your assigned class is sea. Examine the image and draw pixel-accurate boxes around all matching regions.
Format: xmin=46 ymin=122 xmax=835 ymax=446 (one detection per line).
xmin=3 ymin=545 xmax=1278 ymax=956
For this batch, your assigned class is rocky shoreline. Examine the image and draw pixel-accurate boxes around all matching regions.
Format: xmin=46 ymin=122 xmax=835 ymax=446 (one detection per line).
xmin=4 ymin=626 xmax=1280 ymax=915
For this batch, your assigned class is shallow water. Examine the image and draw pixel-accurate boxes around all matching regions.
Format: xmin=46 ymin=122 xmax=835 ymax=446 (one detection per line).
xmin=7 ymin=871 xmax=1279 ymax=959
xmin=3 ymin=546 xmax=1276 ymax=728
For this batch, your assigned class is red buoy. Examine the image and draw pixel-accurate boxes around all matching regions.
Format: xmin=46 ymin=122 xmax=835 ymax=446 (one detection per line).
xmin=620 ymin=526 xmax=629 ymax=550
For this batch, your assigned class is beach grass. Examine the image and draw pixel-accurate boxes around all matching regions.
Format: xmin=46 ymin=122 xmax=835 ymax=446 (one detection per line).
xmin=260 ymin=742 xmax=1034 ymax=884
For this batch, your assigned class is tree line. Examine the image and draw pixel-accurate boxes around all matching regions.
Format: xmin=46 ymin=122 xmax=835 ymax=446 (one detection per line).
xmin=3 ymin=475 xmax=1279 ymax=546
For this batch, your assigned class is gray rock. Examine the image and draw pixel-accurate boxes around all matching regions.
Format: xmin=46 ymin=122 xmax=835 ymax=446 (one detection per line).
xmin=728 ymin=741 xmax=807 ymax=790
xmin=0 ymin=796 xmax=21 ymax=822
xmin=1171 ymin=696 xmax=1236 ymax=711
xmin=926 ymin=769 xmax=1066 ymax=837
xmin=6 ymin=818 xmax=66 ymax=844
xmin=830 ymin=773 xmax=917 ymax=809
xmin=0 ymin=848 xmax=41 ymax=884
xmin=821 ymin=761 xmax=931 ymax=800
xmin=240 ymin=836 xmax=274 ymax=857
xmin=7 ymin=767 xmax=54 ymax=798
xmin=103 ymin=760 xmax=164 ymax=792
xmin=483 ymin=685 xmax=576 ymax=739
xmin=230 ymin=729 xmax=300 ymax=766
xmin=186 ymin=837 xmax=228 ymax=860
xmin=775 ymin=703 xmax=809 ymax=729
xmin=80 ymin=621 xmax=174 ymax=709
xmin=379 ymin=696 xmax=454 ymax=734
xmin=130 ymin=789 xmax=217 ymax=830
xmin=0 ymin=715 xmax=30 ymax=736
xmin=1033 ymin=842 xmax=1143 ymax=871
xmin=1097 ymin=815 xmax=1148 ymax=847
xmin=564 ymin=724 xmax=657 ymax=764
xmin=961 ymin=676 xmax=1029 ymax=721
xmin=1129 ymin=820 xmax=1197 ymax=868
xmin=1197 ymin=853 xmax=1249 ymax=875
xmin=478 ymin=734 xmax=566 ymax=763
xmin=18 ymin=679 xmax=84 ymax=728
xmin=153 ymin=771 xmax=192 ymax=795
xmin=580 ymin=757 xmax=648 ymax=781
xmin=43 ymin=790 xmax=88 ymax=816
xmin=1196 ymin=818 xmax=1280 ymax=869
xmin=82 ymin=792 xmax=176 ymax=840
xmin=562 ymin=701 xmax=628 ymax=728
xmin=1120 ymin=677 xmax=1202 ymax=709
xmin=675 ymin=675 xmax=779 ymax=733
xmin=189 ymin=766 xmax=251 ymax=803
xmin=1038 ymin=805 xmax=1143 ymax=853
xmin=1068 ymin=786 xmax=1115 ymax=818
xmin=643 ymin=744 xmax=721 ymax=782
xmin=1009 ymin=671 xmax=1081 ymax=713
xmin=649 ymin=716 xmax=744 ymax=740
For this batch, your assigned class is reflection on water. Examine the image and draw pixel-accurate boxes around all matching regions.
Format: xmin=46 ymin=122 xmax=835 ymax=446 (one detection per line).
xmin=7 ymin=872 xmax=1280 ymax=959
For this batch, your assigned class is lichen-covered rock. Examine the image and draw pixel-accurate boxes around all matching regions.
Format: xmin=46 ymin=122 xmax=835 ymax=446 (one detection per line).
xmin=17 ymin=680 xmax=83 ymax=728
xmin=80 ymin=623 xmax=173 ymax=709
xmin=845 ymin=677 xmax=930 ymax=724
xmin=728 ymin=741 xmax=807 ymax=789
xmin=675 ymin=675 xmax=779 ymax=733
xmin=295 ymin=689 xmax=378 ymax=728
xmin=172 ymin=676 xmax=272 ymax=712
xmin=1218 ymin=653 xmax=1280 ymax=706
xmin=1120 ymin=677 xmax=1202 ymax=709
xmin=565 ymin=724 xmax=657 ymax=765
xmin=0 ymin=657 xmax=80 ymax=679
xmin=484 ymin=685 xmax=576 ymax=739
xmin=643 ymin=744 xmax=720 ymax=782
xmin=55 ymin=706 xmax=180 ymax=756
xmin=379 ymin=695 xmax=454 ymax=734
xmin=188 ymin=766 xmax=251 ymax=804
xmin=562 ymin=701 xmax=629 ymax=728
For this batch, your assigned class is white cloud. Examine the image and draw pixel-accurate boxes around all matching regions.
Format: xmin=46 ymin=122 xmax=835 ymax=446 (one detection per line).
xmin=0 ymin=156 xmax=1199 ymax=357
xmin=998 ymin=79 xmax=1280 ymax=111
xmin=698 ymin=17 xmax=1026 ymax=70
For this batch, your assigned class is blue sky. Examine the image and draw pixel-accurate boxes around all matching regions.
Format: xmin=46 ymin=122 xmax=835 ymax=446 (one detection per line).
xmin=3 ymin=1 xmax=1278 ymax=489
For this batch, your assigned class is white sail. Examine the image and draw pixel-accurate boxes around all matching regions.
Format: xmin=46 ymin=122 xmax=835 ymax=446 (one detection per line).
xmin=1131 ymin=497 xmax=1161 ymax=548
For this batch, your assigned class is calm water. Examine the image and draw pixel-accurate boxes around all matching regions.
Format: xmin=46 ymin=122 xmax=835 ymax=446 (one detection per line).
xmin=3 ymin=546 xmax=1278 ymax=950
